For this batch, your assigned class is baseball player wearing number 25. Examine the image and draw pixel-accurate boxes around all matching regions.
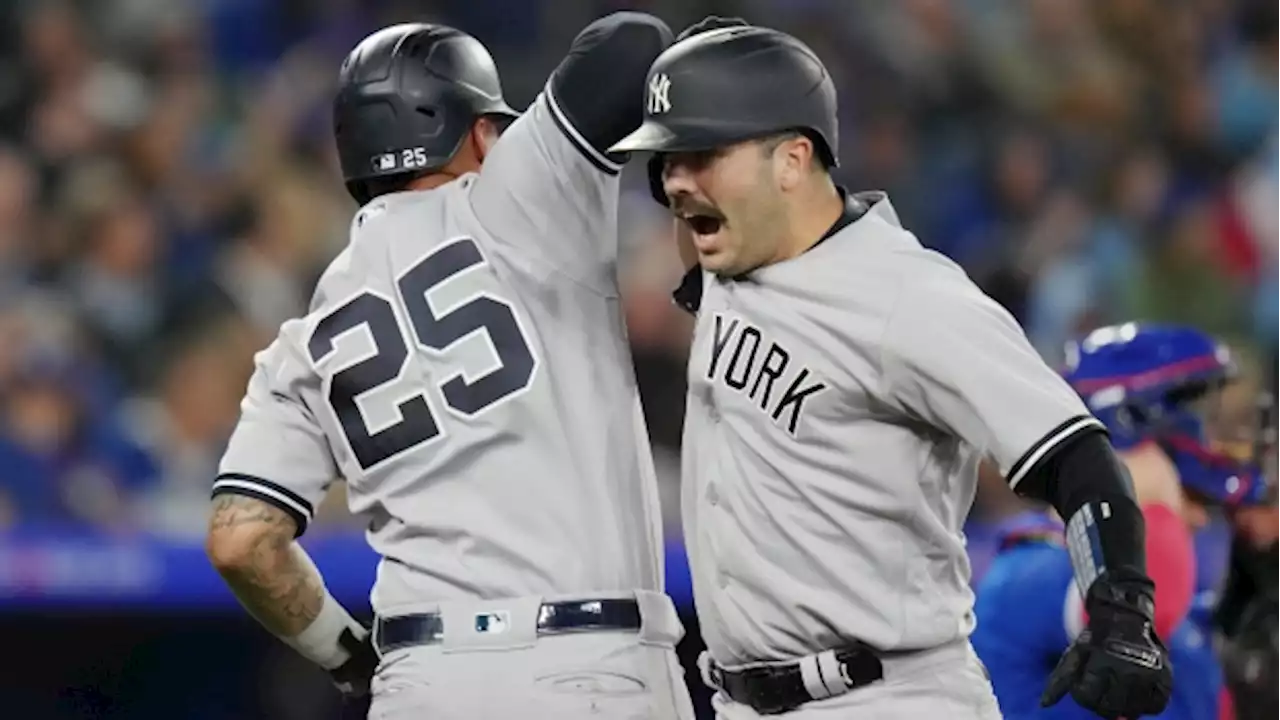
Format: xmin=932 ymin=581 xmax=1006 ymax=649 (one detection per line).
xmin=204 ymin=13 xmax=696 ymax=720
xmin=612 ymin=17 xmax=1175 ymax=720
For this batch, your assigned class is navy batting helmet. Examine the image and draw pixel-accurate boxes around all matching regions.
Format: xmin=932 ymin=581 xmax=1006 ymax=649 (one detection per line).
xmin=609 ymin=24 xmax=839 ymax=204
xmin=333 ymin=23 xmax=519 ymax=205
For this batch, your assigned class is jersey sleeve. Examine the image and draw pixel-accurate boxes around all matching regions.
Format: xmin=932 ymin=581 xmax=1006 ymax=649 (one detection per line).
xmin=468 ymin=12 xmax=671 ymax=295
xmin=211 ymin=252 xmax=360 ymax=537
xmin=212 ymin=321 xmax=338 ymax=537
xmin=880 ymin=280 xmax=1105 ymax=490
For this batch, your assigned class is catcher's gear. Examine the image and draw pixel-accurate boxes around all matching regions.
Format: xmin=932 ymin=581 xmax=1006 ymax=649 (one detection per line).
xmin=333 ymin=23 xmax=520 ymax=204
xmin=1063 ymin=323 xmax=1272 ymax=508
xmin=1041 ymin=568 xmax=1174 ymax=718
xmin=330 ymin=625 xmax=378 ymax=717
xmin=608 ymin=20 xmax=839 ymax=206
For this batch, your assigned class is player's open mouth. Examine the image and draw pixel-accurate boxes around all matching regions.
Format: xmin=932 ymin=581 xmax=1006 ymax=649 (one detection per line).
xmin=678 ymin=213 xmax=724 ymax=238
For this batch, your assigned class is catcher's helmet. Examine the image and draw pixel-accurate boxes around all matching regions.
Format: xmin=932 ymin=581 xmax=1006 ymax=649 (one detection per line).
xmin=1063 ymin=322 xmax=1274 ymax=508
xmin=609 ymin=25 xmax=839 ymax=167
xmin=333 ymin=23 xmax=519 ymax=204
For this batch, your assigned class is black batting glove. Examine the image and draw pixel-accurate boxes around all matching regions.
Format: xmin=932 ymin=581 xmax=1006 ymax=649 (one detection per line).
xmin=676 ymin=15 xmax=749 ymax=42
xmin=1041 ymin=568 xmax=1174 ymax=719
xmin=330 ymin=625 xmax=378 ymax=718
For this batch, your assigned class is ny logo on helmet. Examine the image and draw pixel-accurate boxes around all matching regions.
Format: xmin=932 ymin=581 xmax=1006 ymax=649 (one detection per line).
xmin=647 ymin=73 xmax=672 ymax=115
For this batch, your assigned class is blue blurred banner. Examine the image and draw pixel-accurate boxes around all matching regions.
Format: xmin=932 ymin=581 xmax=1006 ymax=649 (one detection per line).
xmin=0 ymin=530 xmax=695 ymax=612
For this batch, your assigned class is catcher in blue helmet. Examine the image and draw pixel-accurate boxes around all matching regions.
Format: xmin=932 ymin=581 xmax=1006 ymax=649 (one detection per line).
xmin=972 ymin=322 xmax=1275 ymax=720
xmin=1065 ymin=323 xmax=1271 ymax=511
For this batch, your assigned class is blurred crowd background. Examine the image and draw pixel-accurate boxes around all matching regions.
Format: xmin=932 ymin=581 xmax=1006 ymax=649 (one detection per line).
xmin=0 ymin=0 xmax=1274 ymax=718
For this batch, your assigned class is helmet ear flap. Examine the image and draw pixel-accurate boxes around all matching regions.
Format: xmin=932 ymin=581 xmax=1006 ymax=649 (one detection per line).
xmin=647 ymin=154 xmax=668 ymax=207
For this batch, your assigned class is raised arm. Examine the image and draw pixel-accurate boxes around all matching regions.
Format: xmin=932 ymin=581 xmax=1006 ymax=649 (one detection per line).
xmin=470 ymin=12 xmax=673 ymax=294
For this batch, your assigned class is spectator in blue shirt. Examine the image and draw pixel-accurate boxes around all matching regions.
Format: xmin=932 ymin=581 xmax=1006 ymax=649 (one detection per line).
xmin=0 ymin=350 xmax=158 ymax=531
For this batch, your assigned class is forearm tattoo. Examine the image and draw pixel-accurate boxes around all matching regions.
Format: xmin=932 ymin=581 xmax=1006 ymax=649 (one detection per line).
xmin=208 ymin=495 xmax=324 ymax=637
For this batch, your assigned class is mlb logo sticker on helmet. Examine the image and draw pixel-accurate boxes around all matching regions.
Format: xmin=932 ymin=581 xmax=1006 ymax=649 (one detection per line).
xmin=371 ymin=148 xmax=430 ymax=173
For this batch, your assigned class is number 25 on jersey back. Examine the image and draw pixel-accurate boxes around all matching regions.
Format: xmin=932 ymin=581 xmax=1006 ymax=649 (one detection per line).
xmin=307 ymin=237 xmax=538 ymax=470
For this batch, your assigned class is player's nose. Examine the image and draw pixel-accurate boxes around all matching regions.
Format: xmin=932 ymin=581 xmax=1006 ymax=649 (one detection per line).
xmin=662 ymin=165 xmax=699 ymax=206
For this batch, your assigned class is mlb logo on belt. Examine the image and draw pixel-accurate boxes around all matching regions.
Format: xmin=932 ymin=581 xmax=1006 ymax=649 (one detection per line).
xmin=474 ymin=611 xmax=511 ymax=635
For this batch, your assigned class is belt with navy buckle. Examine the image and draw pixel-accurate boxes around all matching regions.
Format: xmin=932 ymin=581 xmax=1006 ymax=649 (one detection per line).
xmin=374 ymin=598 xmax=641 ymax=655
xmin=702 ymin=644 xmax=886 ymax=715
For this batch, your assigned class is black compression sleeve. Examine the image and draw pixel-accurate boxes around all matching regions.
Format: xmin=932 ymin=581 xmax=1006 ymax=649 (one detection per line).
xmin=1018 ymin=431 xmax=1136 ymax=534
xmin=548 ymin=12 xmax=673 ymax=159
xmin=1016 ymin=431 xmax=1150 ymax=596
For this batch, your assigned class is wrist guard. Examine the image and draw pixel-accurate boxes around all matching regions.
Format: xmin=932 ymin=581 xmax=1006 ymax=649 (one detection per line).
xmin=1064 ymin=497 xmax=1146 ymax=600
xmin=285 ymin=591 xmax=368 ymax=670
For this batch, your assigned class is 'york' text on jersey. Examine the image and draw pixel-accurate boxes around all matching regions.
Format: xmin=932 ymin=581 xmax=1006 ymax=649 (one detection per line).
xmin=705 ymin=313 xmax=827 ymax=437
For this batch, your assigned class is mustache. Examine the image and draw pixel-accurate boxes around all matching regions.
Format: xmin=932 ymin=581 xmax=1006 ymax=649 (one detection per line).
xmin=670 ymin=198 xmax=724 ymax=220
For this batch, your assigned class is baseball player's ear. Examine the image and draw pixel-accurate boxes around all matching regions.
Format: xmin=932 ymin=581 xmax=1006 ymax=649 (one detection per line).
xmin=473 ymin=117 xmax=501 ymax=163
xmin=777 ymin=136 xmax=815 ymax=191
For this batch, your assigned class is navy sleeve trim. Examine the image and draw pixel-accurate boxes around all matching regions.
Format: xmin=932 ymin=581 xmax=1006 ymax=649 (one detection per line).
xmin=545 ymin=12 xmax=671 ymax=172
xmin=671 ymin=265 xmax=703 ymax=315
xmin=1007 ymin=415 xmax=1107 ymax=490
xmin=211 ymin=473 xmax=315 ymax=537
xmin=545 ymin=87 xmax=623 ymax=176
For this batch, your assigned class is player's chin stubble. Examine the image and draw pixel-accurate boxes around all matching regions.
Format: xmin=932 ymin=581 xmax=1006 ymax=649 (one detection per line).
xmin=724 ymin=208 xmax=785 ymax=275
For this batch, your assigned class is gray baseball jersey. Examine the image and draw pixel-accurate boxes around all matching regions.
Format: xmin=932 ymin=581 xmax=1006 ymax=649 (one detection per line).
xmin=212 ymin=88 xmax=667 ymax=614
xmin=677 ymin=191 xmax=1104 ymax=665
